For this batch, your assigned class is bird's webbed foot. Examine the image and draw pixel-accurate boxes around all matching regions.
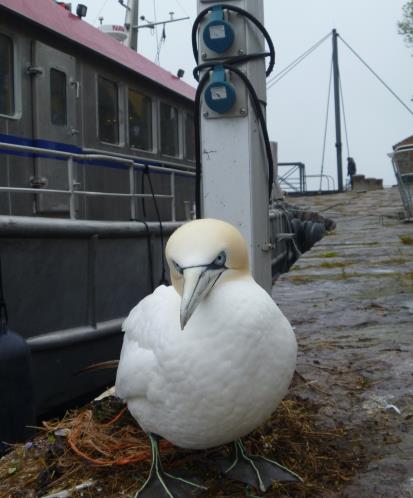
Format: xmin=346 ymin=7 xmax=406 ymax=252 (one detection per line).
xmin=135 ymin=434 xmax=207 ymax=498
xmin=215 ymin=439 xmax=302 ymax=493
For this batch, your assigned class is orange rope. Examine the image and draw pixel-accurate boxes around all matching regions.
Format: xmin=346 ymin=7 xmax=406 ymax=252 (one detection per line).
xmin=64 ymin=408 xmax=175 ymax=466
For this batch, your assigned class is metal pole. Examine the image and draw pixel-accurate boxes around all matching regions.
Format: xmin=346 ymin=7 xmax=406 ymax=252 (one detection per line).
xmin=126 ymin=0 xmax=139 ymax=51
xmin=332 ymin=29 xmax=343 ymax=191
xmin=197 ymin=0 xmax=271 ymax=292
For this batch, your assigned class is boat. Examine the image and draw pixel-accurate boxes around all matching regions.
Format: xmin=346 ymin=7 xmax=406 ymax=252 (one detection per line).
xmin=0 ymin=0 xmax=198 ymax=419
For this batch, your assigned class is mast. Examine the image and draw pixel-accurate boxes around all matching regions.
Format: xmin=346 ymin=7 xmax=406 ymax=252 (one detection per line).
xmin=125 ymin=0 xmax=139 ymax=51
xmin=332 ymin=29 xmax=343 ymax=191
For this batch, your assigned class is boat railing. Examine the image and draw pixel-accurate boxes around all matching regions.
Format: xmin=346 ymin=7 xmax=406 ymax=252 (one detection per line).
xmin=0 ymin=142 xmax=195 ymax=221
xmin=390 ymin=145 xmax=413 ymax=219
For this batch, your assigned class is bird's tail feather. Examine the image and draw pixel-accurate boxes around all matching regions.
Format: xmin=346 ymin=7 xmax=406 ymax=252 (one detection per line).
xmin=76 ymin=360 xmax=119 ymax=375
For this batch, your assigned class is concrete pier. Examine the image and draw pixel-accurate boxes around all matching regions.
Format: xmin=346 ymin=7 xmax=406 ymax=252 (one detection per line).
xmin=274 ymin=187 xmax=413 ymax=497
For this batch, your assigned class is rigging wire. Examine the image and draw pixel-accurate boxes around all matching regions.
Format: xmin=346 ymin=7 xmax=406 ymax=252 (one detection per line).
xmin=267 ymin=32 xmax=331 ymax=89
xmin=338 ymin=35 xmax=413 ymax=117
xmin=94 ymin=0 xmax=110 ymax=24
xmin=155 ymin=23 xmax=166 ymax=65
xmin=174 ymin=0 xmax=190 ymax=17
xmin=319 ymin=58 xmax=333 ymax=192
xmin=339 ymin=75 xmax=350 ymax=159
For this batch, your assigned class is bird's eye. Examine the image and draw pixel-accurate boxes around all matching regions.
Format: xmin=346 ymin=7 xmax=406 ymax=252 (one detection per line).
xmin=173 ymin=261 xmax=183 ymax=274
xmin=213 ymin=251 xmax=226 ymax=267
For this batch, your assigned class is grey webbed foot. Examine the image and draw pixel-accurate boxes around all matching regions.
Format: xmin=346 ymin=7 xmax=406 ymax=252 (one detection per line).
xmin=215 ymin=439 xmax=302 ymax=493
xmin=135 ymin=434 xmax=207 ymax=498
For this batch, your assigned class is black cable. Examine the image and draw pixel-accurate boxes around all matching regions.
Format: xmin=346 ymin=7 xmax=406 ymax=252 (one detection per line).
xmin=138 ymin=171 xmax=155 ymax=290
xmin=339 ymin=35 xmax=413 ymax=117
xmin=0 ymin=255 xmax=8 ymax=333
xmin=141 ymin=221 xmax=155 ymax=292
xmin=193 ymin=52 xmax=270 ymax=82
xmin=141 ymin=166 xmax=168 ymax=285
xmin=192 ymin=4 xmax=276 ymax=77
xmin=194 ymin=71 xmax=211 ymax=219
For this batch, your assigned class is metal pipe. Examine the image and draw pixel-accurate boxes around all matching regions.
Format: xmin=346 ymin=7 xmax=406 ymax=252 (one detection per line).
xmin=28 ymin=318 xmax=125 ymax=351
xmin=0 ymin=186 xmax=172 ymax=199
xmin=0 ymin=216 xmax=182 ymax=238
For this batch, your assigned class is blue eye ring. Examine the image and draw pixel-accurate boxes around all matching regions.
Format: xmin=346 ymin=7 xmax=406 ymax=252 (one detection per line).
xmin=213 ymin=251 xmax=226 ymax=267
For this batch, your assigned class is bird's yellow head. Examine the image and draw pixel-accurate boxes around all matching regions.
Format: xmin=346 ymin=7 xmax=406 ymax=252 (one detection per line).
xmin=165 ymin=218 xmax=249 ymax=329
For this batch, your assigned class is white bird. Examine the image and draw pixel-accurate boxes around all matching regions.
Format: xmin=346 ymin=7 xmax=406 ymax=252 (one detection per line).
xmin=115 ymin=218 xmax=301 ymax=497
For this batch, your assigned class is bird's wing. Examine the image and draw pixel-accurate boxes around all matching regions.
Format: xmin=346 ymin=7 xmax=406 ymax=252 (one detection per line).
xmin=115 ymin=285 xmax=180 ymax=401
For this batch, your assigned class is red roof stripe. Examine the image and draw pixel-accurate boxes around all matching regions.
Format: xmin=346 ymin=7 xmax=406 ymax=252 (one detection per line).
xmin=0 ymin=0 xmax=195 ymax=101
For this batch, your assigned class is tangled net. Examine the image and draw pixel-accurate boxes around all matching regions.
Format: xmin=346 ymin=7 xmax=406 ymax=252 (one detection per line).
xmin=0 ymin=395 xmax=367 ymax=498
xmin=43 ymin=405 xmax=174 ymax=467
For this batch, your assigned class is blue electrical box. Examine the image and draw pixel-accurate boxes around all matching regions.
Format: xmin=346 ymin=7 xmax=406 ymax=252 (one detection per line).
xmin=204 ymin=66 xmax=236 ymax=114
xmin=203 ymin=6 xmax=235 ymax=54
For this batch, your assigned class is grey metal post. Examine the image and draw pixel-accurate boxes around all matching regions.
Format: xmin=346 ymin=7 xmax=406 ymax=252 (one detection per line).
xmin=332 ymin=29 xmax=343 ymax=192
xmin=126 ymin=0 xmax=140 ymax=51
xmin=67 ymin=156 xmax=76 ymax=219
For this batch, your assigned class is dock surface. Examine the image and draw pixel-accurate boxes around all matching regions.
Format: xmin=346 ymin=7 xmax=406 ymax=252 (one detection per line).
xmin=274 ymin=187 xmax=413 ymax=497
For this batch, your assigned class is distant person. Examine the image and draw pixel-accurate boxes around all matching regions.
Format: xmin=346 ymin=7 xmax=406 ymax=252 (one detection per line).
xmin=347 ymin=157 xmax=357 ymax=189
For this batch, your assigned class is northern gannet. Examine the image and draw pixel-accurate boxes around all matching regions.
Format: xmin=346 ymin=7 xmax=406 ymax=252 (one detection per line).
xmin=115 ymin=218 xmax=301 ymax=497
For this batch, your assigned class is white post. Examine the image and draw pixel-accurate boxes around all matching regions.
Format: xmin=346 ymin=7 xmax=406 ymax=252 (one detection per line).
xmin=197 ymin=0 xmax=271 ymax=292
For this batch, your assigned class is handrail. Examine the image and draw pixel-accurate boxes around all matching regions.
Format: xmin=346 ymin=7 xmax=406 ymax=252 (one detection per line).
xmin=0 ymin=142 xmax=195 ymax=221
xmin=306 ymin=174 xmax=336 ymax=191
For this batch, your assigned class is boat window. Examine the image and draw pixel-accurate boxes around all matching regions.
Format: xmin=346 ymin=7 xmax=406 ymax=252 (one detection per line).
xmin=50 ymin=68 xmax=67 ymax=126
xmin=184 ymin=112 xmax=195 ymax=161
xmin=0 ymin=33 xmax=14 ymax=116
xmin=128 ymin=89 xmax=152 ymax=151
xmin=98 ymin=76 xmax=119 ymax=144
xmin=160 ymin=102 xmax=179 ymax=156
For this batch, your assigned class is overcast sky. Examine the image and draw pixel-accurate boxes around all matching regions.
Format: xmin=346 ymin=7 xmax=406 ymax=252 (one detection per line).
xmin=83 ymin=0 xmax=413 ymax=187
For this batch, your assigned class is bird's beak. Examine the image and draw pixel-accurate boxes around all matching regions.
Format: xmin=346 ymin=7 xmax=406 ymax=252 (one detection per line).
xmin=180 ymin=266 xmax=224 ymax=330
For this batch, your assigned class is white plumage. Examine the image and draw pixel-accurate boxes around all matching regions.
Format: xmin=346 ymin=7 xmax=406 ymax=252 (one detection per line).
xmin=115 ymin=218 xmax=297 ymax=451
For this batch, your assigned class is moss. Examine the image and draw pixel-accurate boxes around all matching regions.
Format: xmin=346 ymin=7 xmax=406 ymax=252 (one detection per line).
xmin=320 ymin=251 xmax=340 ymax=258
xmin=378 ymin=257 xmax=410 ymax=266
xmin=399 ymin=234 xmax=413 ymax=245
xmin=319 ymin=261 xmax=347 ymax=269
